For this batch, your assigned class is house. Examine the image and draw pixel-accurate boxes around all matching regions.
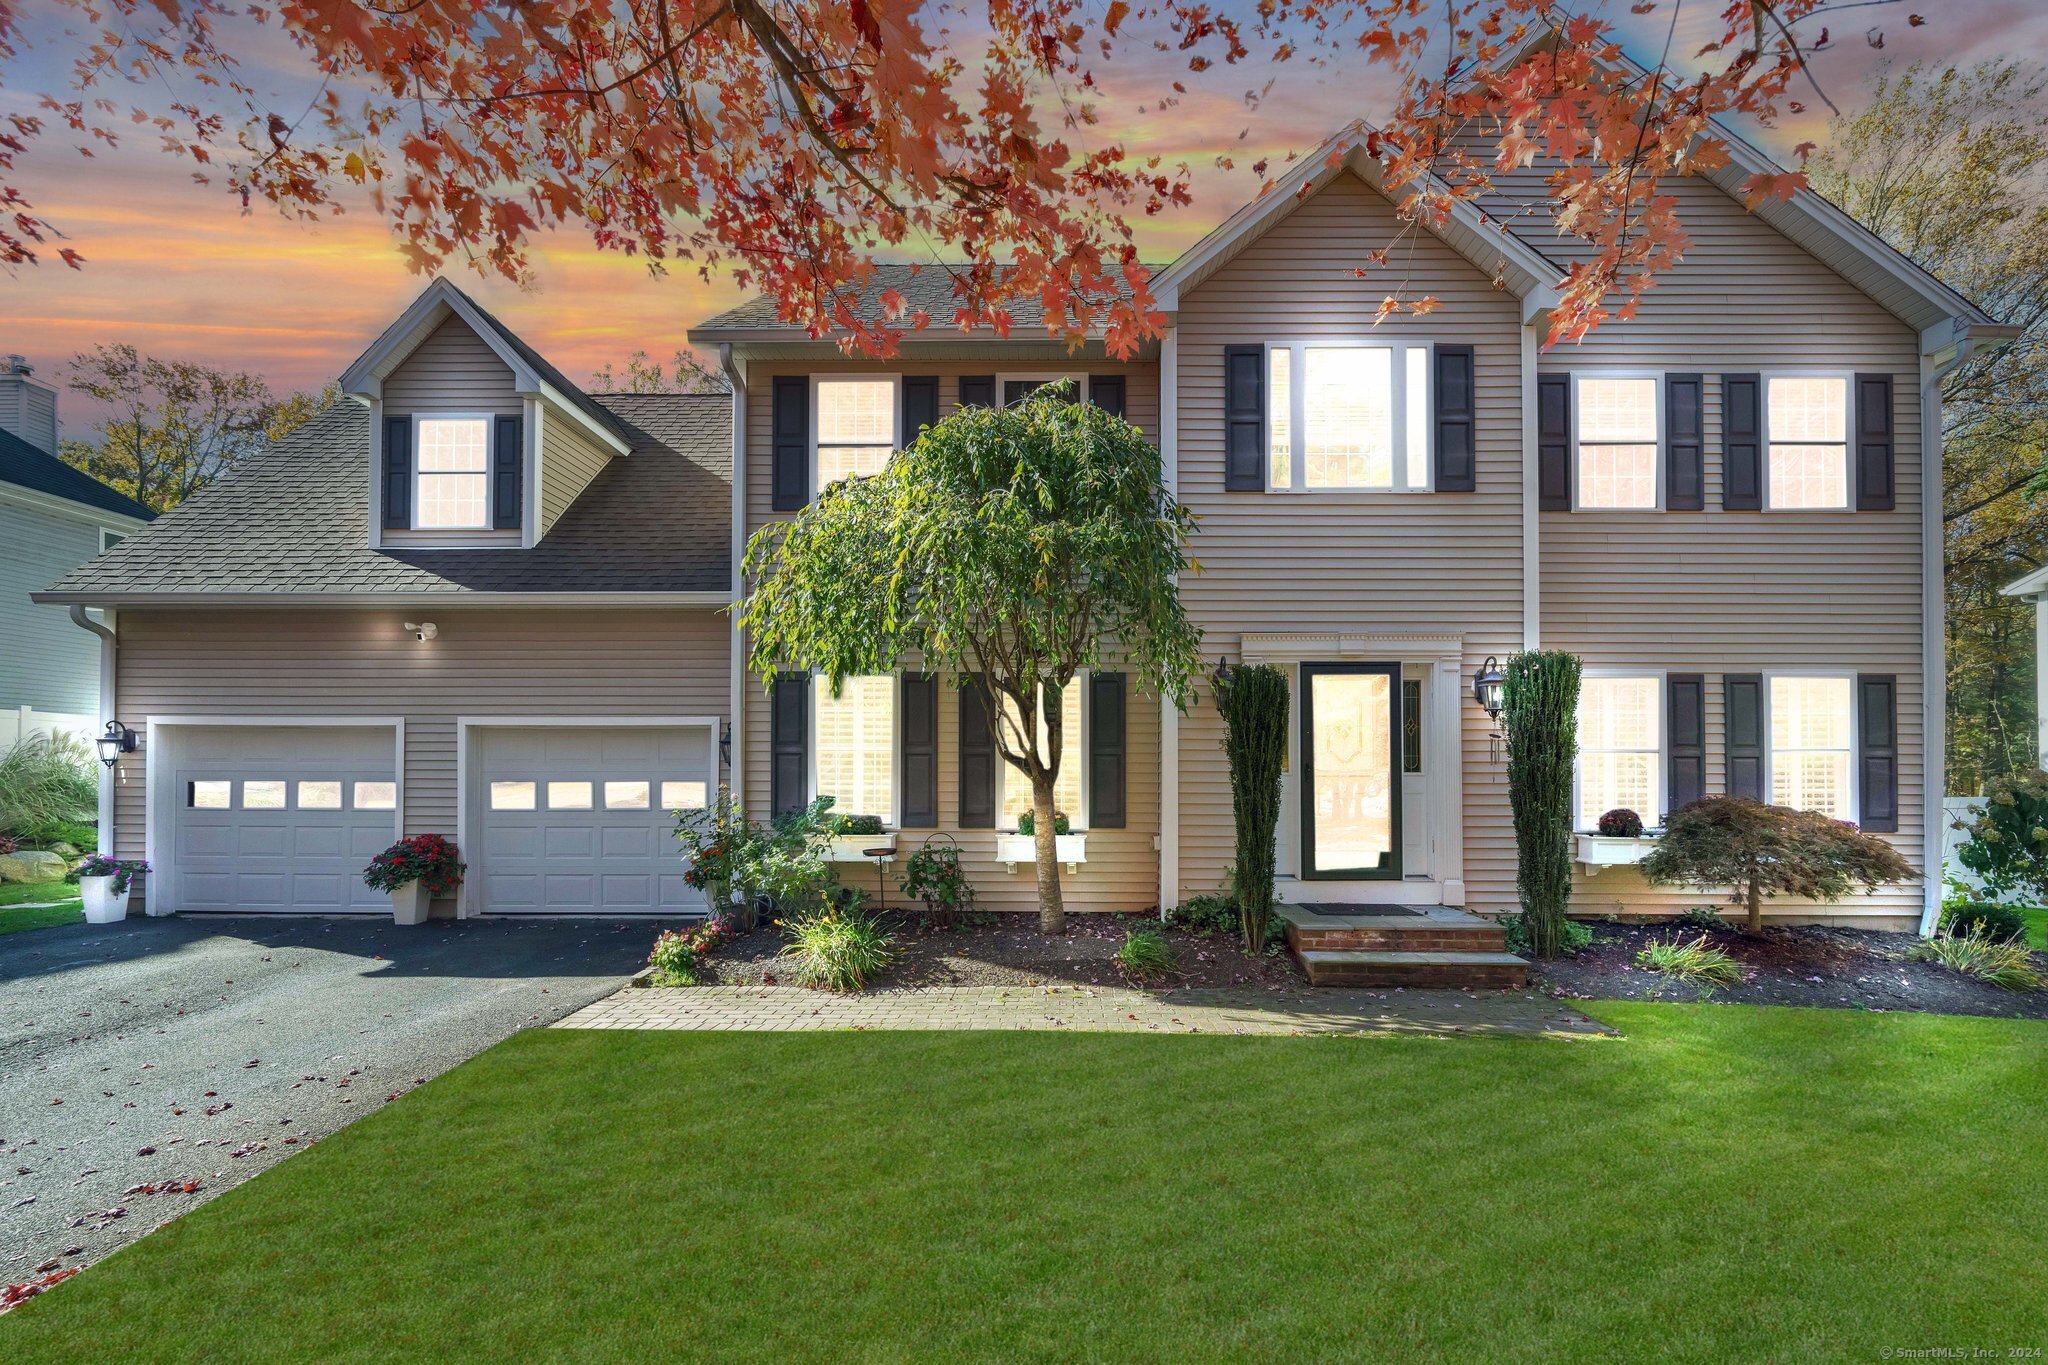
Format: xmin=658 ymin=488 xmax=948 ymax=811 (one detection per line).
xmin=1995 ymin=566 xmax=2048 ymax=768
xmin=1 ymin=353 xmax=153 ymax=748
xmin=35 ymin=57 xmax=2007 ymax=933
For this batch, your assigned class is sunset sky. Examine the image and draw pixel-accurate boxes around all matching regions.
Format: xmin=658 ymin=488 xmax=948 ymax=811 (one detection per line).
xmin=4 ymin=1 xmax=2043 ymax=440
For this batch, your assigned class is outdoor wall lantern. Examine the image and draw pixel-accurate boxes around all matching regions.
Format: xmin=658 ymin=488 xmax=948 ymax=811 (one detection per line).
xmin=96 ymin=720 xmax=137 ymax=767
xmin=719 ymin=720 xmax=733 ymax=769
xmin=1471 ymin=657 xmax=1505 ymax=723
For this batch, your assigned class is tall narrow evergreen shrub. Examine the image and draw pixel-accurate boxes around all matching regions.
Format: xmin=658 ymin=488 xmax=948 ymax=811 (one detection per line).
xmin=1502 ymin=651 xmax=1581 ymax=958
xmin=1215 ymin=663 xmax=1290 ymax=953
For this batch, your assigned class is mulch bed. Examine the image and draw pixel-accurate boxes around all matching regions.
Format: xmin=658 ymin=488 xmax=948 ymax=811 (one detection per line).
xmin=1535 ymin=920 xmax=2048 ymax=1021
xmin=690 ymin=912 xmax=1306 ymax=993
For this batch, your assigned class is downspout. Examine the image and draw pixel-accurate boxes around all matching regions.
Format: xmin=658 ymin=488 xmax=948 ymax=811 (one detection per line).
xmin=1157 ymin=323 xmax=1180 ymax=920
xmin=721 ymin=343 xmax=747 ymax=805
xmin=68 ymin=605 xmax=117 ymax=856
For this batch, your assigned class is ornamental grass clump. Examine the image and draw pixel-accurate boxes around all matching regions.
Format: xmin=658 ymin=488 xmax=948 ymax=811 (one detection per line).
xmin=1911 ymin=929 xmax=2043 ymax=992
xmin=779 ymin=909 xmax=897 ymax=992
xmin=1635 ymin=934 xmax=1746 ymax=990
xmin=362 ymin=834 xmax=465 ymax=895
xmin=1114 ymin=927 xmax=1177 ymax=984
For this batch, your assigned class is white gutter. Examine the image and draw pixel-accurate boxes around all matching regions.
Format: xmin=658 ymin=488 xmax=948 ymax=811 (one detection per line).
xmin=68 ymin=605 xmax=118 ymax=856
xmin=1521 ymin=321 xmax=1541 ymax=650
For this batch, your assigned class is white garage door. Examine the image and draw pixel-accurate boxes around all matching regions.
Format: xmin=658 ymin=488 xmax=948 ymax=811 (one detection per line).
xmin=168 ymin=726 xmax=399 ymax=914
xmin=474 ymin=725 xmax=712 ymax=915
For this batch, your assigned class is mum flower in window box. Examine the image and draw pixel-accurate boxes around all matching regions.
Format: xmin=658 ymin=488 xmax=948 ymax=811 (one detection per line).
xmin=363 ymin=834 xmax=466 ymax=925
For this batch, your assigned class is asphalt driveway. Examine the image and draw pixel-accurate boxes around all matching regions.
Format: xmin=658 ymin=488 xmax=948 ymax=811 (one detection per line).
xmin=0 ymin=915 xmax=684 ymax=1285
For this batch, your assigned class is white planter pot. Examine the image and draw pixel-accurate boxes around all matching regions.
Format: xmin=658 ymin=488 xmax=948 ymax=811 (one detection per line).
xmin=80 ymin=874 xmax=131 ymax=925
xmin=828 ymin=835 xmax=896 ymax=864
xmin=1576 ymin=833 xmax=1658 ymax=874
xmin=995 ymin=833 xmax=1087 ymax=872
xmin=390 ymin=882 xmax=429 ymax=925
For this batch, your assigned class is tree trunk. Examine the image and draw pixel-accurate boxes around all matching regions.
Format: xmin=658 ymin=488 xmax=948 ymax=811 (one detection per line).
xmin=1032 ymin=769 xmax=1066 ymax=934
xmin=1746 ymin=868 xmax=1763 ymax=935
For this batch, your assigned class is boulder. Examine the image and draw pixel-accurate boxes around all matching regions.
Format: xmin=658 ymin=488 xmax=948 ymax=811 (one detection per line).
xmin=0 ymin=850 xmax=69 ymax=884
xmin=51 ymin=842 xmax=82 ymax=857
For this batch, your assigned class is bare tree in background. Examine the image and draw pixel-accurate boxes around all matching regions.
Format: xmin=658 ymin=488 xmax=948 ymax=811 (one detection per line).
xmin=588 ymin=351 xmax=726 ymax=395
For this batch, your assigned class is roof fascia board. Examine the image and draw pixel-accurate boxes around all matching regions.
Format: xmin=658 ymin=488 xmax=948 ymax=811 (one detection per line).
xmin=29 ymin=590 xmax=735 ymax=609
xmin=2003 ymin=564 xmax=2048 ymax=599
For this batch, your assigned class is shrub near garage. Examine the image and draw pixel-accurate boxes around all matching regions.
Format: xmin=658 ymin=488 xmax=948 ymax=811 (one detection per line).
xmin=1953 ymin=770 xmax=2048 ymax=905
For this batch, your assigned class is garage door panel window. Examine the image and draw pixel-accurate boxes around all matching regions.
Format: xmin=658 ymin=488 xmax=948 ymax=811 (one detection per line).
xmin=814 ymin=675 xmax=896 ymax=825
xmin=243 ymin=780 xmax=287 ymax=809
xmin=490 ymin=780 xmax=537 ymax=811
xmin=297 ymin=781 xmax=342 ymax=809
xmin=604 ymin=780 xmax=650 ymax=810
xmin=354 ymin=781 xmax=397 ymax=811
xmin=663 ymin=780 xmax=708 ymax=811
xmin=1769 ymin=676 xmax=1854 ymax=820
xmin=547 ymin=781 xmax=594 ymax=810
xmin=189 ymin=780 xmax=232 ymax=809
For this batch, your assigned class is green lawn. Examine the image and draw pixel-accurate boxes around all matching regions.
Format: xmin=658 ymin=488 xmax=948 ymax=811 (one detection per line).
xmin=0 ymin=881 xmax=80 ymax=934
xmin=5 ymin=1006 xmax=2045 ymax=1360
xmin=2027 ymin=905 xmax=2048 ymax=950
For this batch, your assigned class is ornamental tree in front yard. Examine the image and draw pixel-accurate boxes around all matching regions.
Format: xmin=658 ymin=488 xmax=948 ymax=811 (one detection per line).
xmin=1642 ymin=796 xmax=1913 ymax=934
xmin=737 ymin=383 xmax=1202 ymax=934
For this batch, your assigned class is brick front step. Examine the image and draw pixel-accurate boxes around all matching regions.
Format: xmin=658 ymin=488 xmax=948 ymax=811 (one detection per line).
xmin=1295 ymin=950 xmax=1530 ymax=989
xmin=1289 ymin=926 xmax=1508 ymax=953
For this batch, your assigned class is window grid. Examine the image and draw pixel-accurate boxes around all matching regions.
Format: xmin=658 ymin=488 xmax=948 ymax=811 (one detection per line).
xmin=1574 ymin=377 xmax=1658 ymax=510
xmin=1770 ymin=676 xmax=1854 ymax=820
xmin=1000 ymin=677 xmax=1084 ymax=830
xmin=414 ymin=418 xmax=491 ymax=529
xmin=816 ymin=379 xmax=895 ymax=490
xmin=814 ymin=674 xmax=896 ymax=825
xmin=1576 ymin=676 xmax=1661 ymax=830
xmin=1767 ymin=375 xmax=1849 ymax=510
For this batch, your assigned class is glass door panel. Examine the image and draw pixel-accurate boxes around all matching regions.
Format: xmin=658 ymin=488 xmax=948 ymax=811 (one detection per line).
xmin=1301 ymin=664 xmax=1400 ymax=879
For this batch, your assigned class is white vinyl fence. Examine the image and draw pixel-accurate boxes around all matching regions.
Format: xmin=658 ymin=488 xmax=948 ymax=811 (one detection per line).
xmin=0 ymin=706 xmax=96 ymax=749
xmin=1940 ymin=796 xmax=1990 ymax=898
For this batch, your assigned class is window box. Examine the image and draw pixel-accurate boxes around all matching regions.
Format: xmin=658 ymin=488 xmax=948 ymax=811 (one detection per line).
xmin=828 ymin=835 xmax=896 ymax=864
xmin=1576 ymin=833 xmax=1658 ymax=874
xmin=995 ymin=832 xmax=1087 ymax=872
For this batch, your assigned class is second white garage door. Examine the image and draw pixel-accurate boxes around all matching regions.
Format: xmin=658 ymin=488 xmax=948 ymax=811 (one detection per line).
xmin=473 ymin=725 xmax=713 ymax=915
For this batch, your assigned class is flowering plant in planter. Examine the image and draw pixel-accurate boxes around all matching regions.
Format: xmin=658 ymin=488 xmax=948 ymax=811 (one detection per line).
xmin=76 ymin=855 xmax=150 ymax=893
xmin=1014 ymin=810 xmax=1071 ymax=837
xmin=363 ymin=835 xmax=465 ymax=894
xmin=825 ymin=813 xmax=887 ymax=837
xmin=1596 ymin=808 xmax=1646 ymax=838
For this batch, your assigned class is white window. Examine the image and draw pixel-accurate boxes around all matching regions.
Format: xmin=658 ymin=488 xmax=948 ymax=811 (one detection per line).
xmin=243 ymin=780 xmax=287 ymax=810
xmin=1770 ymin=675 xmax=1855 ymax=821
xmin=297 ymin=781 xmax=342 ymax=810
xmin=604 ymin=781 xmax=650 ymax=810
xmin=413 ymin=417 xmax=492 ymax=529
xmin=1574 ymin=376 xmax=1659 ymax=510
xmin=999 ymin=676 xmax=1085 ymax=831
xmin=353 ymin=781 xmax=397 ymax=811
xmin=814 ymin=674 xmax=896 ymax=825
xmin=489 ymin=781 xmax=536 ymax=811
xmin=661 ymin=780 xmax=708 ymax=811
xmin=1266 ymin=343 xmax=1431 ymax=491
xmin=1576 ymin=676 xmax=1661 ymax=830
xmin=1766 ymin=375 xmax=1850 ymax=510
xmin=815 ymin=378 xmax=896 ymax=491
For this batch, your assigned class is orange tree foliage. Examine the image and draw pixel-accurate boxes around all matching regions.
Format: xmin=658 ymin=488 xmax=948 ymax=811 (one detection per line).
xmin=0 ymin=0 xmax=1917 ymax=352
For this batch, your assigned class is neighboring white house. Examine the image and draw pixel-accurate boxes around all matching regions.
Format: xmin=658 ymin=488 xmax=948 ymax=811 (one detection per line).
xmin=2000 ymin=564 xmax=2048 ymax=768
xmin=0 ymin=354 xmax=154 ymax=746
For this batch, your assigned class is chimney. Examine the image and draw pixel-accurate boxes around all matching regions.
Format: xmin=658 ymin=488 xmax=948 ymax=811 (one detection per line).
xmin=0 ymin=352 xmax=59 ymax=455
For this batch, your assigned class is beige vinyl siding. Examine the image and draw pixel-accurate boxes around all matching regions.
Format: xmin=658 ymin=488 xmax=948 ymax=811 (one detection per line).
xmin=381 ymin=317 xmax=522 ymax=418
xmin=539 ymin=405 xmax=614 ymax=537
xmin=111 ymin=608 xmax=731 ymax=906
xmin=1534 ymin=171 xmax=1926 ymax=926
xmin=1172 ymin=170 xmax=1524 ymax=905
xmin=740 ymin=359 xmax=1162 ymax=911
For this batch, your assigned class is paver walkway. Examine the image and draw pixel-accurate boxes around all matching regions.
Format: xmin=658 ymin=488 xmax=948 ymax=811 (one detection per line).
xmin=555 ymin=983 xmax=1612 ymax=1038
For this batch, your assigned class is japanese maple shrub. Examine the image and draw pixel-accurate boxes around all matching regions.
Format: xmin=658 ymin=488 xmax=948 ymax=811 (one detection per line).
xmin=1502 ymin=651 xmax=1581 ymax=958
xmin=362 ymin=835 xmax=465 ymax=896
xmin=740 ymin=382 xmax=1202 ymax=933
xmin=1642 ymin=797 xmax=1912 ymax=934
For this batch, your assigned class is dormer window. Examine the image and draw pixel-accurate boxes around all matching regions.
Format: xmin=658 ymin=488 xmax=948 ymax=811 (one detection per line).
xmin=414 ymin=417 xmax=492 ymax=529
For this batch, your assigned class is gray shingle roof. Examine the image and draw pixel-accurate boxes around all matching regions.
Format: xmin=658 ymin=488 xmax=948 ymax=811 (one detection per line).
xmin=38 ymin=393 xmax=731 ymax=601
xmin=693 ymin=262 xmax=1158 ymax=334
xmin=0 ymin=427 xmax=155 ymax=521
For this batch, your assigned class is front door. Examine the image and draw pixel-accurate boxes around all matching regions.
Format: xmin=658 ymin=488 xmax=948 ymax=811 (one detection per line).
xmin=1300 ymin=664 xmax=1401 ymax=880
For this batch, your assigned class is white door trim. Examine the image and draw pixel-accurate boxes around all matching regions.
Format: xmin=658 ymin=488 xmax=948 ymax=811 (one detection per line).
xmin=144 ymin=716 xmax=405 ymax=916
xmin=455 ymin=715 xmax=722 ymax=918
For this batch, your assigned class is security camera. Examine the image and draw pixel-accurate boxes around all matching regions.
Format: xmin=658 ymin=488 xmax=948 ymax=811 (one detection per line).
xmin=404 ymin=621 xmax=439 ymax=642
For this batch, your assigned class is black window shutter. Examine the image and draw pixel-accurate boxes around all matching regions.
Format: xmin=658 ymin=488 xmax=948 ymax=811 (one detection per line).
xmin=1667 ymin=674 xmax=1705 ymax=819
xmin=958 ymin=676 xmax=997 ymax=828
xmin=770 ymin=673 xmax=809 ymax=818
xmin=1537 ymin=373 xmax=1571 ymax=510
xmin=958 ymin=375 xmax=995 ymax=409
xmin=1722 ymin=373 xmax=1762 ymax=510
xmin=1223 ymin=344 xmax=1265 ymax=491
xmin=1666 ymin=373 xmax=1704 ymax=510
xmin=1434 ymin=343 xmax=1476 ymax=492
xmin=900 ymin=672 xmax=938 ymax=828
xmin=1724 ymin=673 xmax=1764 ymax=801
xmin=1087 ymin=673 xmax=1126 ymax=829
xmin=492 ymin=413 xmax=523 ymax=530
xmin=382 ymin=415 xmax=412 ymax=530
xmin=1854 ymin=373 xmax=1896 ymax=511
xmin=902 ymin=377 xmax=939 ymax=443
xmin=1858 ymin=674 xmax=1899 ymax=832
xmin=1088 ymin=374 xmax=1127 ymax=419
xmin=771 ymin=376 xmax=809 ymax=512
